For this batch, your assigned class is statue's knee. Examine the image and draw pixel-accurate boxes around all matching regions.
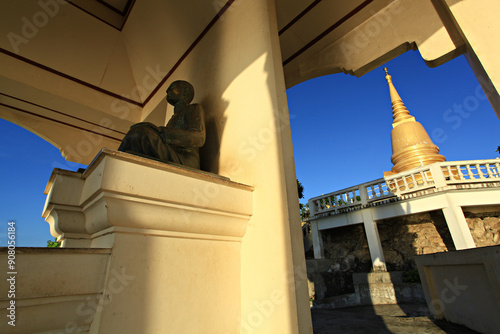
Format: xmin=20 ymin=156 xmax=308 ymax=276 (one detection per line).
xmin=127 ymin=126 xmax=149 ymax=138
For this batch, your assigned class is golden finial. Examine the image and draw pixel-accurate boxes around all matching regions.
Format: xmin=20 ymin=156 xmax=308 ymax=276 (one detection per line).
xmin=384 ymin=67 xmax=410 ymax=126
xmin=384 ymin=67 xmax=393 ymax=84
xmin=383 ymin=68 xmax=446 ymax=174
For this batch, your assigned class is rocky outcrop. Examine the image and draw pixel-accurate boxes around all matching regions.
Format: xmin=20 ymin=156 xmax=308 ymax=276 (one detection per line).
xmin=465 ymin=212 xmax=500 ymax=247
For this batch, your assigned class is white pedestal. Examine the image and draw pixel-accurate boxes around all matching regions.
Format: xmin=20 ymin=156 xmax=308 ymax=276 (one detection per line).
xmin=43 ymin=149 xmax=253 ymax=333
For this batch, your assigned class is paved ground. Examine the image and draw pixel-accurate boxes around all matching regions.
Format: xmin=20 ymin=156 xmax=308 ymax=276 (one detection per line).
xmin=311 ymin=303 xmax=480 ymax=334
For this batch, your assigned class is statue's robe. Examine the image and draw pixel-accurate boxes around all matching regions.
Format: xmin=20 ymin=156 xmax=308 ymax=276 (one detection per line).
xmin=118 ymin=104 xmax=205 ymax=169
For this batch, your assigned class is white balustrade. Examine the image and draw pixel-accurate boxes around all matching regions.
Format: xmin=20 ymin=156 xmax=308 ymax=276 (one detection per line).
xmin=308 ymin=159 xmax=500 ymax=218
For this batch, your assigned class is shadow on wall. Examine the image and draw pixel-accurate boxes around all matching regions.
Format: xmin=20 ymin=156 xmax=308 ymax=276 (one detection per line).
xmin=306 ymin=209 xmax=463 ymax=305
xmin=306 ymin=224 xmax=372 ymax=302
xmin=378 ymin=210 xmax=456 ymax=273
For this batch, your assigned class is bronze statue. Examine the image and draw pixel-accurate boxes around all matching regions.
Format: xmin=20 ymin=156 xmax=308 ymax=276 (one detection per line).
xmin=118 ymin=80 xmax=206 ymax=169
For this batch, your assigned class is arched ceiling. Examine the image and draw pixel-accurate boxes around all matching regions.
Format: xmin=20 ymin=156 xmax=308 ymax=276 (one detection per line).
xmin=0 ymin=0 xmax=458 ymax=162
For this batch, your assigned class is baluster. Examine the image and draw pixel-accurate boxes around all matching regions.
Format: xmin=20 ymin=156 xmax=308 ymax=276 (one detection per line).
xmin=449 ymin=165 xmax=458 ymax=181
xmin=458 ymin=165 xmax=466 ymax=180
xmin=394 ymin=178 xmax=401 ymax=193
xmin=360 ymin=185 xmax=369 ymax=204
xmin=419 ymin=171 xmax=426 ymax=186
xmin=410 ymin=174 xmax=417 ymax=189
xmin=475 ymin=164 xmax=482 ymax=179
xmin=486 ymin=164 xmax=493 ymax=178
xmin=465 ymin=165 xmax=474 ymax=180
xmin=388 ymin=179 xmax=396 ymax=194
xmin=443 ymin=166 xmax=450 ymax=181
xmin=402 ymin=175 xmax=409 ymax=192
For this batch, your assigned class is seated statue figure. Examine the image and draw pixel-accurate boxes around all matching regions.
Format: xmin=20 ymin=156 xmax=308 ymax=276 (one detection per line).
xmin=118 ymin=80 xmax=205 ymax=169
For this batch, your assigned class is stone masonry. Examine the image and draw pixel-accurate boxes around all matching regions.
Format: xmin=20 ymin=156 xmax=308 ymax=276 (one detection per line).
xmin=307 ymin=210 xmax=500 ymax=303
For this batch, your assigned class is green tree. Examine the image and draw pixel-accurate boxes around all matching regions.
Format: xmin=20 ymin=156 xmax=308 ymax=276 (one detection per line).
xmin=297 ymin=179 xmax=310 ymax=221
xmin=297 ymin=179 xmax=304 ymax=199
xmin=47 ymin=238 xmax=61 ymax=248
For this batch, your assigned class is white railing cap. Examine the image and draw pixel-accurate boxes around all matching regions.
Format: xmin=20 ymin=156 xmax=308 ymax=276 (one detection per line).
xmin=308 ymin=159 xmax=500 ymax=204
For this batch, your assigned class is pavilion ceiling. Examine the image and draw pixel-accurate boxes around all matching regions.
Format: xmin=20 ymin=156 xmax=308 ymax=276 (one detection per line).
xmin=0 ymin=0 xmax=458 ymax=163
xmin=67 ymin=0 xmax=135 ymax=29
xmin=0 ymin=0 xmax=388 ymax=109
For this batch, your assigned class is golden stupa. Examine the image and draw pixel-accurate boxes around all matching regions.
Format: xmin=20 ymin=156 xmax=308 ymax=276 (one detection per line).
xmin=383 ymin=68 xmax=446 ymax=176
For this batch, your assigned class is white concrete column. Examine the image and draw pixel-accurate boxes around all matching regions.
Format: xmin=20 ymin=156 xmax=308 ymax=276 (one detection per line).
xmin=437 ymin=0 xmax=500 ymax=120
xmin=442 ymin=194 xmax=475 ymax=250
xmin=166 ymin=0 xmax=313 ymax=331
xmin=311 ymin=221 xmax=324 ymax=259
xmin=361 ymin=209 xmax=387 ymax=272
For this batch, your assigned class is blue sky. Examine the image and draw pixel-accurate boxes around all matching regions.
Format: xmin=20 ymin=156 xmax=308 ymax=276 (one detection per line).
xmin=1 ymin=50 xmax=499 ymax=247
xmin=289 ymin=51 xmax=499 ymax=201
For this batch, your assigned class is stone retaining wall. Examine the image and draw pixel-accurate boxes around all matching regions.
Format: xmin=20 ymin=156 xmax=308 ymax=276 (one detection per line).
xmin=465 ymin=211 xmax=500 ymax=247
xmin=307 ymin=210 xmax=500 ymax=303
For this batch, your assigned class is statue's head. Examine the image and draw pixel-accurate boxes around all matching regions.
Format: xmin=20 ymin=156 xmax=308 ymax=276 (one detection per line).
xmin=166 ymin=80 xmax=194 ymax=105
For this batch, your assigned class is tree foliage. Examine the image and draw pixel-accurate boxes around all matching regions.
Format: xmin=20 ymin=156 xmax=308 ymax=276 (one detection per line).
xmin=297 ymin=179 xmax=310 ymax=221
xmin=297 ymin=179 xmax=304 ymax=199
xmin=47 ymin=238 xmax=61 ymax=248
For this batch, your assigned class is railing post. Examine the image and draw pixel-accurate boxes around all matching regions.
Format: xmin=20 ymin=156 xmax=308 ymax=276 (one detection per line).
xmin=442 ymin=194 xmax=476 ymax=250
xmin=359 ymin=185 xmax=369 ymax=206
xmin=311 ymin=220 xmax=324 ymax=259
xmin=308 ymin=199 xmax=317 ymax=216
xmin=361 ymin=208 xmax=387 ymax=272
xmin=429 ymin=163 xmax=447 ymax=188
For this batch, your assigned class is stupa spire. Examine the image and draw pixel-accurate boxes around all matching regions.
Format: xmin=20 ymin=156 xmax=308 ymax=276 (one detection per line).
xmin=383 ymin=68 xmax=446 ymax=175
xmin=384 ymin=67 xmax=415 ymax=127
